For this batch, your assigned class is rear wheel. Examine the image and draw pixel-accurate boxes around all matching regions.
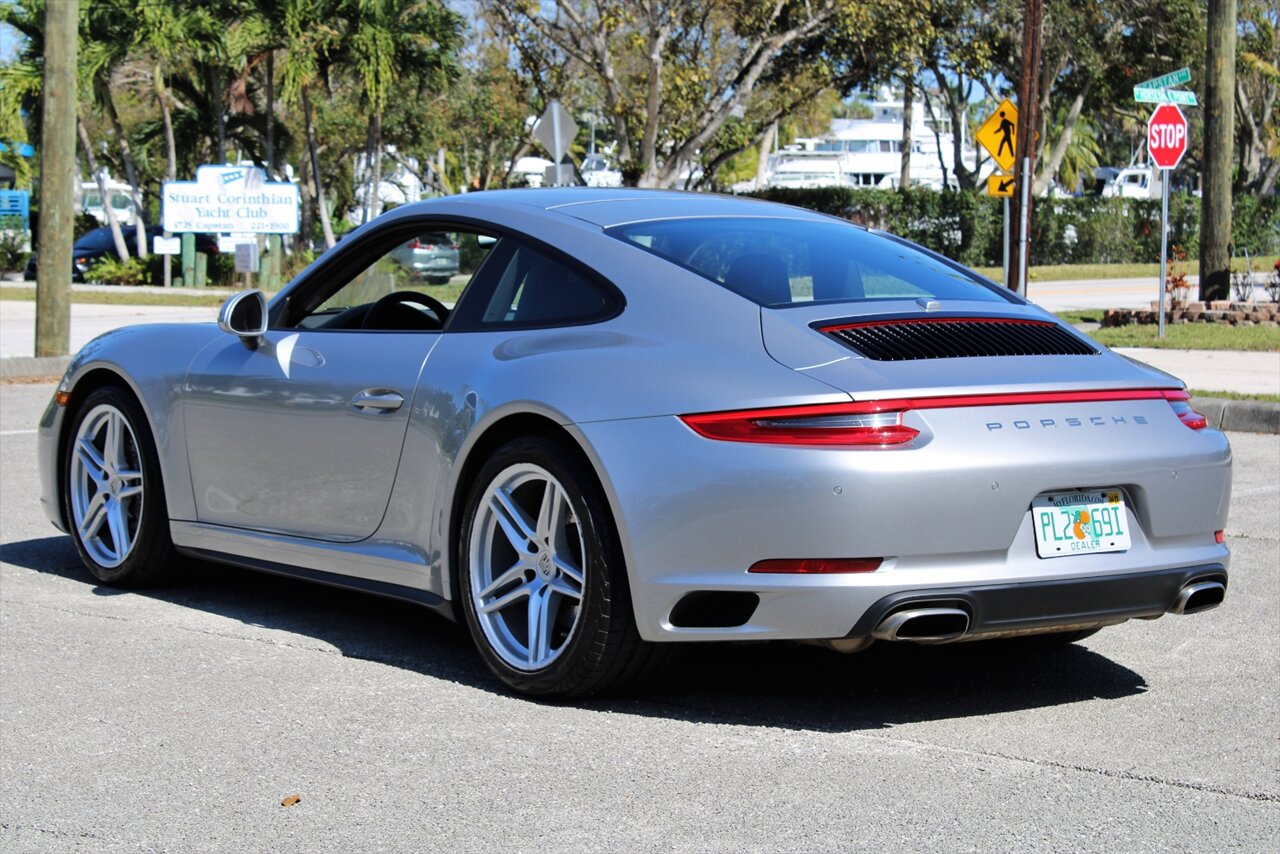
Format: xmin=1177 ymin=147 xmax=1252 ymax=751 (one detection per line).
xmin=458 ymin=437 xmax=666 ymax=697
xmin=63 ymin=386 xmax=176 ymax=586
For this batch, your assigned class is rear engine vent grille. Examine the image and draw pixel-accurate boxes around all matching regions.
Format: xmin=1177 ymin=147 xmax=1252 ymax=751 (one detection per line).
xmin=821 ymin=318 xmax=1099 ymax=361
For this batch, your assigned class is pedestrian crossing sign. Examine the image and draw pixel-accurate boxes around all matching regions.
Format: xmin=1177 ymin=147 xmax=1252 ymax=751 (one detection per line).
xmin=977 ymin=99 xmax=1019 ymax=173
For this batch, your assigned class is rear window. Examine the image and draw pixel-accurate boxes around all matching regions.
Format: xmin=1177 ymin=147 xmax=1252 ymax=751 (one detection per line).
xmin=607 ymin=217 xmax=1013 ymax=307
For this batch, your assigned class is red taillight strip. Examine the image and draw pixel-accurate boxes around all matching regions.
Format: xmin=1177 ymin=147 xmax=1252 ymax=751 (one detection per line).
xmin=750 ymin=558 xmax=883 ymax=574
xmin=680 ymin=388 xmax=1198 ymax=446
xmin=820 ymin=317 xmax=1056 ymax=333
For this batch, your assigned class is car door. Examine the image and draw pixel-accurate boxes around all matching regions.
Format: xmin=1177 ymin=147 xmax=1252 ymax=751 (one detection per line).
xmin=182 ymin=225 xmax=497 ymax=542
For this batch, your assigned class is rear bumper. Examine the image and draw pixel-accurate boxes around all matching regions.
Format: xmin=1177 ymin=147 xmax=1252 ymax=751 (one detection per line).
xmin=574 ymin=401 xmax=1232 ymax=643
xmin=845 ymin=564 xmax=1227 ymax=639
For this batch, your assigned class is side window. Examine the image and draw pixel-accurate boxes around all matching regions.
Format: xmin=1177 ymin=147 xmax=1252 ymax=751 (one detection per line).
xmin=295 ymin=229 xmax=497 ymax=330
xmin=451 ymin=243 xmax=619 ymax=329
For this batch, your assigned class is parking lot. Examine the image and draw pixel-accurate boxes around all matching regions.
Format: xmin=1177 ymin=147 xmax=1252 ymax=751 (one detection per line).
xmin=1 ymin=379 xmax=1277 ymax=852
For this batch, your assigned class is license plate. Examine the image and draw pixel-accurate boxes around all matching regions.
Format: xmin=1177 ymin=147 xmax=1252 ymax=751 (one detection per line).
xmin=1032 ymin=489 xmax=1131 ymax=558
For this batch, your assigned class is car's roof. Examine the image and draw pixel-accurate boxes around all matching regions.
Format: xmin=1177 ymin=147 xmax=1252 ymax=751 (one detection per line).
xmin=409 ymin=188 xmax=836 ymax=229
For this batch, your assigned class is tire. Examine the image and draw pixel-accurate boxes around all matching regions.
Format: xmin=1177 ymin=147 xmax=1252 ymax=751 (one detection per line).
xmin=458 ymin=436 xmax=667 ymax=697
xmin=63 ymin=386 xmax=177 ymax=587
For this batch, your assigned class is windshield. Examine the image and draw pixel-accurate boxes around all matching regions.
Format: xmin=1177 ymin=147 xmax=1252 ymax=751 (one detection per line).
xmin=74 ymin=228 xmax=116 ymax=251
xmin=607 ymin=217 xmax=1012 ymax=307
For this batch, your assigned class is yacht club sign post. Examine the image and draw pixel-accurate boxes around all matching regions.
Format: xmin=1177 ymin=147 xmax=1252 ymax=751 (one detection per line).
xmin=162 ymin=165 xmax=299 ymax=287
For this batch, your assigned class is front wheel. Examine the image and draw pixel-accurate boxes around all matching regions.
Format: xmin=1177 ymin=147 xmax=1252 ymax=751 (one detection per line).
xmin=458 ymin=437 xmax=666 ymax=697
xmin=63 ymin=386 xmax=176 ymax=586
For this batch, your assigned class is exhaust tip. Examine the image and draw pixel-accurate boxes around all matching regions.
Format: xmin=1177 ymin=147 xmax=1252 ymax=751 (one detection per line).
xmin=873 ymin=607 xmax=970 ymax=643
xmin=1170 ymin=580 xmax=1226 ymax=615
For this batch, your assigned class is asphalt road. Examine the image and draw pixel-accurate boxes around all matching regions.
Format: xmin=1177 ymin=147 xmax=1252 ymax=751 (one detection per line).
xmin=1 ymin=381 xmax=1277 ymax=852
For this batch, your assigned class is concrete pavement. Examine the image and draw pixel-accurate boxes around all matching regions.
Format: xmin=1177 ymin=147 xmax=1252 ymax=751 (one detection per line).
xmin=1 ymin=380 xmax=1277 ymax=852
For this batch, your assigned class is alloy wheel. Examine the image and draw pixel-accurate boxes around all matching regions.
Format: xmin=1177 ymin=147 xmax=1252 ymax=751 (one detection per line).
xmin=69 ymin=403 xmax=145 ymax=568
xmin=468 ymin=463 xmax=587 ymax=671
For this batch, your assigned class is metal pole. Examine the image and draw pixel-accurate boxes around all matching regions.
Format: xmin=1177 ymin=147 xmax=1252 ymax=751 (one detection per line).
xmin=34 ymin=0 xmax=78 ymax=357
xmin=1002 ymin=197 xmax=1010 ymax=288
xmin=1017 ymin=156 xmax=1032 ymax=298
xmin=1158 ymin=169 xmax=1169 ymax=339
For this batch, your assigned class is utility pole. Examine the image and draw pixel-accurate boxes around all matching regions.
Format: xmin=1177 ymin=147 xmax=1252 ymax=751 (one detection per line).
xmin=1199 ymin=0 xmax=1236 ymax=303
xmin=1009 ymin=0 xmax=1043 ymax=297
xmin=35 ymin=0 xmax=78 ymax=357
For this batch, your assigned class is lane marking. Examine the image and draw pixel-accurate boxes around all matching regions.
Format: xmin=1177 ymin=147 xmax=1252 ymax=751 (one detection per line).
xmin=0 ymin=429 xmax=38 ymax=436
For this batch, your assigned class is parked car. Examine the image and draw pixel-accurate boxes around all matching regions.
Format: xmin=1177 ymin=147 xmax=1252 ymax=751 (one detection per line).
xmin=388 ymin=231 xmax=460 ymax=284
xmin=38 ymin=189 xmax=1230 ymax=698
xmin=25 ymin=226 xmax=219 ymax=282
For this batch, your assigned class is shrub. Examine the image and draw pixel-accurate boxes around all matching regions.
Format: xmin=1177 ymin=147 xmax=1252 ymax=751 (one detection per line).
xmin=0 ymin=215 xmax=29 ymax=273
xmin=83 ymin=255 xmax=151 ymax=286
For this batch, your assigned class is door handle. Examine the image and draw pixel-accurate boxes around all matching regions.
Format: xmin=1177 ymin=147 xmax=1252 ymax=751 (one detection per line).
xmin=351 ymin=390 xmax=404 ymax=412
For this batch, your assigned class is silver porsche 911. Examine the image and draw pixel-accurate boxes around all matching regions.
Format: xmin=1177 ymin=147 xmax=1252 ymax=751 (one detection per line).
xmin=37 ymin=189 xmax=1231 ymax=696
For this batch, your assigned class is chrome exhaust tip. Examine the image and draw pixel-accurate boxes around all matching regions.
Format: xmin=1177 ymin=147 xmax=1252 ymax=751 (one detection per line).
xmin=872 ymin=607 xmax=970 ymax=643
xmin=1170 ymin=580 xmax=1226 ymax=615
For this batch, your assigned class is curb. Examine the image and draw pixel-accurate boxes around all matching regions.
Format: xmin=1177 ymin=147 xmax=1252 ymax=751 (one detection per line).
xmin=1 ymin=355 xmax=71 ymax=381
xmin=1190 ymin=396 xmax=1280 ymax=435
xmin=1 ymin=358 xmax=1274 ymax=434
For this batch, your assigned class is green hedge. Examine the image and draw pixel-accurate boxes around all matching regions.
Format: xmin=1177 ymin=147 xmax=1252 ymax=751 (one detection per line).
xmin=746 ymin=188 xmax=1278 ymax=267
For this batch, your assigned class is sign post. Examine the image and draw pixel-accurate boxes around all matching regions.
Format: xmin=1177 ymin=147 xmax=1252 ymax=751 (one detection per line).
xmin=1147 ymin=103 xmax=1190 ymax=339
xmin=533 ymin=100 xmax=579 ymax=187
xmin=977 ymin=100 xmax=1020 ymax=291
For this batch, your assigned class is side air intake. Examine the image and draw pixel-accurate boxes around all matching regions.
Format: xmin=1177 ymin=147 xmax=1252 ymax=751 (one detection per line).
xmin=819 ymin=317 xmax=1099 ymax=361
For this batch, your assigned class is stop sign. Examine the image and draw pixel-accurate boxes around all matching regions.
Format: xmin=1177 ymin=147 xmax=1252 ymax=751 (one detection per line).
xmin=1148 ymin=104 xmax=1189 ymax=169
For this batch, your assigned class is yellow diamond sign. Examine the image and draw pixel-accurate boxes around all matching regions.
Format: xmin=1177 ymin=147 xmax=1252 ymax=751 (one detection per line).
xmin=987 ymin=173 xmax=1015 ymax=198
xmin=977 ymin=99 xmax=1019 ymax=173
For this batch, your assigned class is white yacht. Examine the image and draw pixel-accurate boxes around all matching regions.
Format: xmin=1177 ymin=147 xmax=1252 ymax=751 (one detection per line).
xmin=759 ymin=91 xmax=978 ymax=191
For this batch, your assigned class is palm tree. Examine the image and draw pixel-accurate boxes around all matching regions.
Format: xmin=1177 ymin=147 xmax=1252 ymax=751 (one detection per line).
xmin=131 ymin=1 xmax=223 ymax=182
xmin=280 ymin=0 xmax=342 ymax=247
xmin=82 ymin=0 xmax=149 ymax=256
xmin=339 ymin=0 xmax=461 ymax=223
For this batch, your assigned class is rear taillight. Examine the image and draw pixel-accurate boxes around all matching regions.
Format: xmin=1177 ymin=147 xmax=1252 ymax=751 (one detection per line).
xmin=1215 ymin=530 xmax=1225 ymax=544
xmin=682 ymin=388 xmax=1205 ymax=448
xmin=1163 ymin=391 xmax=1207 ymax=430
xmin=749 ymin=558 xmax=882 ymax=574
xmin=681 ymin=403 xmax=919 ymax=447
xmin=409 ymin=239 xmax=422 ymax=249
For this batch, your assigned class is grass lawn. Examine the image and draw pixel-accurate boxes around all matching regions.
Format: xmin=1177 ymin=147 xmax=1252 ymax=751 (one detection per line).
xmin=1188 ymin=389 xmax=1280 ymax=402
xmin=1090 ymin=322 xmax=1279 ymax=351
xmin=1054 ymin=307 xmax=1280 ymax=352
xmin=972 ymin=255 xmax=1278 ymax=282
xmin=0 ymin=286 xmax=232 ymax=307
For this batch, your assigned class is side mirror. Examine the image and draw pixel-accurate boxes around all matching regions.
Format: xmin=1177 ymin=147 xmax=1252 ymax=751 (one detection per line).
xmin=218 ymin=289 xmax=268 ymax=349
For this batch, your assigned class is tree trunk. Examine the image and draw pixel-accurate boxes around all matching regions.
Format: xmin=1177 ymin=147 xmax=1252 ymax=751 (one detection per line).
xmin=1035 ymin=88 xmax=1087 ymax=195
xmin=77 ymin=117 xmax=130 ymax=261
xmin=755 ymin=121 xmax=776 ymax=190
xmin=101 ymin=89 xmax=148 ymax=257
xmin=298 ymin=146 xmax=314 ymax=248
xmin=302 ymin=88 xmax=336 ymax=248
xmin=156 ymin=64 xmax=177 ymax=181
xmin=368 ymin=111 xmax=383 ymax=222
xmin=265 ymin=50 xmax=275 ymax=175
xmin=1199 ymin=0 xmax=1237 ymax=302
xmin=207 ymin=64 xmax=227 ymax=163
xmin=899 ymin=76 xmax=913 ymax=190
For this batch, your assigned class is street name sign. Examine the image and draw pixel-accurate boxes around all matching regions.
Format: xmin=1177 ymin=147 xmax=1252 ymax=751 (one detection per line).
xmin=976 ymin=99 xmax=1019 ymax=173
xmin=987 ymin=174 xmax=1015 ymax=197
xmin=1133 ymin=87 xmax=1198 ymax=106
xmin=1135 ymin=67 xmax=1191 ymax=91
xmin=1148 ymin=104 xmax=1189 ymax=170
xmin=163 ymin=165 xmax=299 ymax=234
xmin=533 ymin=100 xmax=578 ymax=165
